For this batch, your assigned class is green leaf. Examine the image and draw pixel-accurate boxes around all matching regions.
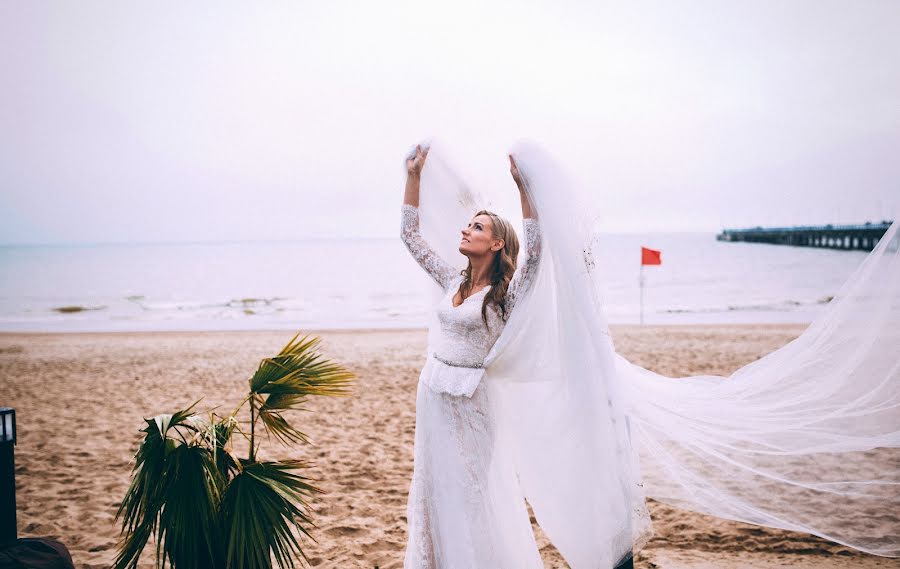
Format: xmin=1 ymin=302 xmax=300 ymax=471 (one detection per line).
xmin=155 ymin=444 xmax=222 ymax=569
xmin=211 ymin=416 xmax=240 ymax=488
xmin=249 ymin=333 xmax=354 ymax=400
xmin=112 ymin=401 xmax=211 ymax=569
xmin=221 ymin=460 xmax=323 ymax=569
xmin=156 ymin=445 xmax=220 ymax=569
xmin=113 ymin=423 xmax=166 ymax=569
xmin=248 ymin=332 xmax=354 ymax=447
xmin=248 ymin=333 xmax=319 ymax=393
xmin=257 ymin=406 xmax=310 ymax=447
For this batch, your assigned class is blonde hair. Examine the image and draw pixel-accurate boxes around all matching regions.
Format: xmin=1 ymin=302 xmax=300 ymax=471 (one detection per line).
xmin=459 ymin=209 xmax=520 ymax=326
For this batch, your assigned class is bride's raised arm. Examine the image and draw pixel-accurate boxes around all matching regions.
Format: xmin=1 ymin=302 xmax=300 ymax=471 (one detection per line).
xmin=401 ymin=144 xmax=459 ymax=291
xmin=505 ymin=154 xmax=542 ymax=313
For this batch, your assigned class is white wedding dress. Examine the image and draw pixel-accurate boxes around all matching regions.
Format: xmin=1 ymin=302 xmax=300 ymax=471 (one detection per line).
xmin=398 ymin=140 xmax=899 ymax=568
xmin=400 ymin=203 xmax=547 ymax=568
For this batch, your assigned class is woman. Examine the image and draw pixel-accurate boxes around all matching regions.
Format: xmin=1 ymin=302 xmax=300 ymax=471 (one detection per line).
xmin=399 ymin=140 xmax=899 ymax=567
xmin=400 ymin=144 xmax=548 ymax=567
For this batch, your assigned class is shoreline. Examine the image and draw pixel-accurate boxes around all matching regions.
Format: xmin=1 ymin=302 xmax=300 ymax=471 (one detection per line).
xmin=0 ymin=321 xmax=811 ymax=337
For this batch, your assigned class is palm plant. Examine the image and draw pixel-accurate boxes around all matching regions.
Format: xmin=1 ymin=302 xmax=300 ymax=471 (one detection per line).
xmin=113 ymin=332 xmax=354 ymax=569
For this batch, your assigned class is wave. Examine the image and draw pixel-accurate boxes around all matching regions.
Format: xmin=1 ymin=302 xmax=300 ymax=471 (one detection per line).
xmin=661 ymin=296 xmax=834 ymax=315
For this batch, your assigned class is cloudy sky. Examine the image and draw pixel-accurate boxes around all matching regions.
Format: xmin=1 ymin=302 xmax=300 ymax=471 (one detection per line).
xmin=1 ymin=1 xmax=898 ymax=245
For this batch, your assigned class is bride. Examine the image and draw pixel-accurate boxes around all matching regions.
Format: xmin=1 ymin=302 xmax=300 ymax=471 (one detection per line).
xmin=400 ymin=144 xmax=555 ymax=568
xmin=399 ymin=141 xmax=899 ymax=568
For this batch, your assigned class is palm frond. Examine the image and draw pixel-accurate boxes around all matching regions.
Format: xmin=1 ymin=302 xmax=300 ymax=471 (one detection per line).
xmin=249 ymin=333 xmax=354 ymax=400
xmin=248 ymin=333 xmax=354 ymax=447
xmin=155 ymin=444 xmax=222 ymax=569
xmin=113 ymin=401 xmax=203 ymax=569
xmin=113 ymin=422 xmax=166 ymax=569
xmin=211 ymin=416 xmax=240 ymax=487
xmin=154 ymin=399 xmax=204 ymax=437
xmin=248 ymin=333 xmax=319 ymax=393
xmin=221 ymin=460 xmax=323 ymax=569
xmin=256 ymin=405 xmax=310 ymax=447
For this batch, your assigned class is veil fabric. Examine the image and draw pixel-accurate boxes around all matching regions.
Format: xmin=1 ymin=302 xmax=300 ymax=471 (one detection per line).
xmin=412 ymin=140 xmax=899 ymax=566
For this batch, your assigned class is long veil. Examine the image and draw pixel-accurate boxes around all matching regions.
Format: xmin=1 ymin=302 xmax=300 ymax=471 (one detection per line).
xmin=411 ymin=140 xmax=899 ymax=566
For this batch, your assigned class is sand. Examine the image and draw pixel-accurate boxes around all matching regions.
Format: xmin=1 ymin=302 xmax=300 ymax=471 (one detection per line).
xmin=2 ymin=325 xmax=898 ymax=569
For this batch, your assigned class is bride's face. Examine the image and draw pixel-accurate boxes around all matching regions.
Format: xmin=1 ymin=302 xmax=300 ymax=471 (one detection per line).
xmin=459 ymin=214 xmax=503 ymax=257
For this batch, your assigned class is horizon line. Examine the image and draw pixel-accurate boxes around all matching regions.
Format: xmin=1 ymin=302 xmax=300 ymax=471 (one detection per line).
xmin=0 ymin=229 xmax=736 ymax=248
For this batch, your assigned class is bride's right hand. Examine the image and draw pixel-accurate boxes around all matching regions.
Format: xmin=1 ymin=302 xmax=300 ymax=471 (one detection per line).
xmin=406 ymin=144 xmax=429 ymax=177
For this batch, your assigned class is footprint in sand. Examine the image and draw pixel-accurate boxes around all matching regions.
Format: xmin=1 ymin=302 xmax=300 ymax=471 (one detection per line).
xmin=324 ymin=526 xmax=364 ymax=538
xmin=88 ymin=542 xmax=115 ymax=553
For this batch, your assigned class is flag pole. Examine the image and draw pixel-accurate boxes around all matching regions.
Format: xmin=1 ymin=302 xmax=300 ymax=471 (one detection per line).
xmin=639 ymin=264 xmax=644 ymax=326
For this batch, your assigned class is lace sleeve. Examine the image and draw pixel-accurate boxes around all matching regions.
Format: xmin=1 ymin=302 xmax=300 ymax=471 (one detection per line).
xmin=505 ymin=217 xmax=542 ymax=314
xmin=401 ymin=203 xmax=459 ymax=290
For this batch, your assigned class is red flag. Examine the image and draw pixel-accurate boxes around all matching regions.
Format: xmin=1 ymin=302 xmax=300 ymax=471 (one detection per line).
xmin=641 ymin=246 xmax=661 ymax=266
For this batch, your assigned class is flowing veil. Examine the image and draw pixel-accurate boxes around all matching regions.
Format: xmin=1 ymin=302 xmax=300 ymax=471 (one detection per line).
xmin=410 ymin=140 xmax=899 ymax=566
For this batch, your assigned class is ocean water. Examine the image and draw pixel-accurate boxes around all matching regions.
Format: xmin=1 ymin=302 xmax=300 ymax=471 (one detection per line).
xmin=0 ymin=233 xmax=869 ymax=332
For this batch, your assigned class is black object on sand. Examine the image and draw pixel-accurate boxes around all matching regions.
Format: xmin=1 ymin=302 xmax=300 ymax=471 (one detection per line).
xmin=0 ymin=539 xmax=76 ymax=569
xmin=0 ymin=408 xmax=76 ymax=569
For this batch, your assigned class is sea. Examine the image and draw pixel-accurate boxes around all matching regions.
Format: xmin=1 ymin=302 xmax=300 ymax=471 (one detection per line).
xmin=0 ymin=233 xmax=870 ymax=333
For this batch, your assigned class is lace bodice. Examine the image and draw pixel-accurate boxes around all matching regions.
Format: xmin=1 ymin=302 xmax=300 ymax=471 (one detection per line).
xmin=401 ymin=203 xmax=542 ymax=396
xmin=433 ymin=275 xmax=501 ymax=368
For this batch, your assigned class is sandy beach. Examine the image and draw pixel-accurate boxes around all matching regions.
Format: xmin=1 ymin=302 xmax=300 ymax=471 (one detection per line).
xmin=2 ymin=325 xmax=898 ymax=569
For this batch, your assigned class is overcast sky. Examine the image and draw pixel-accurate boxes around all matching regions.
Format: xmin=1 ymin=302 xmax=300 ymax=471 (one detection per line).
xmin=1 ymin=1 xmax=898 ymax=245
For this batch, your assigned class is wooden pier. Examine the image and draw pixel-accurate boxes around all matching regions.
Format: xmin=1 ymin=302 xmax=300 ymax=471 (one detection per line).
xmin=716 ymin=221 xmax=893 ymax=251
